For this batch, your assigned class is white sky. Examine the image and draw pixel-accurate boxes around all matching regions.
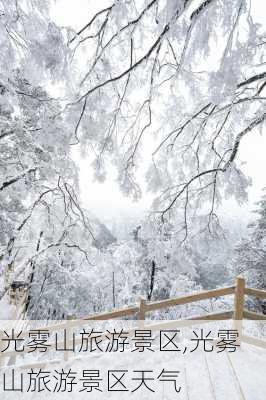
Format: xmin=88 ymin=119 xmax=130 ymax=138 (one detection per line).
xmin=52 ymin=0 xmax=266 ymax=224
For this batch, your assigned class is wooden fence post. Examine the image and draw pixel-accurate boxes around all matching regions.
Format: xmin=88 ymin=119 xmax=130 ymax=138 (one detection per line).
xmin=234 ymin=276 xmax=245 ymax=320
xmin=138 ymin=297 xmax=146 ymax=329
xmin=64 ymin=315 xmax=75 ymax=362
xmin=138 ymin=297 xmax=146 ymax=320
xmin=233 ymin=276 xmax=245 ymax=344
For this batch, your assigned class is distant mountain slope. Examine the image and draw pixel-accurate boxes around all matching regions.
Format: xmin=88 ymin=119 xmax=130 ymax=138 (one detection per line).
xmin=89 ymin=215 xmax=117 ymax=249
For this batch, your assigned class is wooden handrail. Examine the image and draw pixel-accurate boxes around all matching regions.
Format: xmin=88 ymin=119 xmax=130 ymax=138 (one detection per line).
xmin=7 ymin=278 xmax=266 ymax=324
xmin=11 ymin=280 xmax=266 ymax=323
xmin=80 ymin=285 xmax=236 ymax=320
xmin=245 ymin=287 xmax=266 ymax=299
xmin=189 ymin=310 xmax=233 ymax=321
xmin=12 ymin=280 xmax=265 ymax=334
xmin=1 ymin=278 xmax=266 ymax=368
xmin=242 ymin=334 xmax=266 ymax=349
xmin=79 ymin=284 xmax=266 ymax=322
xmin=145 ymin=286 xmax=235 ymax=312
xmin=243 ymin=309 xmax=266 ymax=321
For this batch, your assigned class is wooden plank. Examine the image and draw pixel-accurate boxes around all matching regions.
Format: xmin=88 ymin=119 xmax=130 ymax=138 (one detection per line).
xmin=183 ymin=364 xmax=190 ymax=400
xmin=204 ymin=355 xmax=216 ymax=400
xmin=241 ymin=334 xmax=266 ymax=349
xmin=206 ymin=351 xmax=242 ymax=400
xmin=184 ymin=353 xmax=214 ymax=400
xmin=225 ymin=351 xmax=246 ymax=400
xmin=128 ymin=311 xmax=234 ymax=332
xmin=145 ymin=286 xmax=235 ymax=312
xmin=189 ymin=310 xmax=233 ymax=321
xmin=243 ymin=309 xmax=266 ymax=321
xmin=245 ymin=287 xmax=266 ymax=299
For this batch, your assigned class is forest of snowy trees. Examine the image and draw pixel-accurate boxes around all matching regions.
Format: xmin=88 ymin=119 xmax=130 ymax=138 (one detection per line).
xmin=0 ymin=0 xmax=265 ymax=319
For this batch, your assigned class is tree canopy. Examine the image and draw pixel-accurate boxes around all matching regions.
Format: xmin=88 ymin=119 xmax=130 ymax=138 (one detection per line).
xmin=0 ymin=0 xmax=265 ymax=317
xmin=65 ymin=0 xmax=265 ymax=238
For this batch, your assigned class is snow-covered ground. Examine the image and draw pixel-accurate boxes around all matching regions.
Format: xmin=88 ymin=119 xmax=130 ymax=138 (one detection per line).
xmin=0 ymin=321 xmax=265 ymax=400
xmin=0 ymin=295 xmax=16 ymax=320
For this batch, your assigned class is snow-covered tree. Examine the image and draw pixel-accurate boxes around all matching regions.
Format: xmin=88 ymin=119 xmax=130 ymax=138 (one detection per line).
xmin=0 ymin=1 xmax=95 ymax=306
xmin=231 ymin=189 xmax=266 ymax=314
xmin=0 ymin=0 xmax=265 ymax=319
xmin=234 ymin=189 xmax=266 ymax=290
xmin=66 ymin=0 xmax=265 ymax=238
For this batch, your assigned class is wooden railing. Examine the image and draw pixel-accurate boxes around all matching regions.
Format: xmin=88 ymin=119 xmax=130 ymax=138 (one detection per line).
xmin=5 ymin=276 xmax=266 ymax=322
xmin=81 ymin=276 xmax=266 ymax=322
xmin=0 ymin=276 xmax=265 ymax=368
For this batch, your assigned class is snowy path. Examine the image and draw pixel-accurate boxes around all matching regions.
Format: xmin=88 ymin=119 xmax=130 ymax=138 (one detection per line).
xmin=0 ymin=341 xmax=265 ymax=399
